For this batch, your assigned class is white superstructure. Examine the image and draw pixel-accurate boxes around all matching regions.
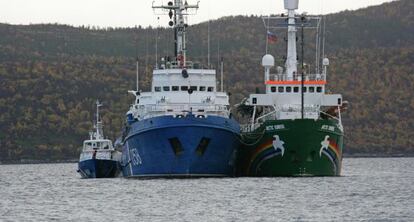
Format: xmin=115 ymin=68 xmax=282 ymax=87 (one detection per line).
xmin=244 ymin=0 xmax=344 ymax=131
xmin=79 ymin=101 xmax=120 ymax=162
xmin=127 ymin=0 xmax=231 ymax=121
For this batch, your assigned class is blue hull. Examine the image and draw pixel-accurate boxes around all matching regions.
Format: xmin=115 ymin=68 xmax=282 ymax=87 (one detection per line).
xmin=121 ymin=115 xmax=240 ymax=178
xmin=78 ymin=159 xmax=120 ymax=179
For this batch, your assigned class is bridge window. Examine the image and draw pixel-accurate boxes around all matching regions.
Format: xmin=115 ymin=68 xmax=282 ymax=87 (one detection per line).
xmin=294 ymin=87 xmax=299 ymax=93
xmin=309 ymin=87 xmax=315 ymax=93
xmin=190 ymin=86 xmax=198 ymax=91
xmin=181 ymin=86 xmax=188 ymax=91
xmin=199 ymin=86 xmax=206 ymax=91
xmin=163 ymin=86 xmax=170 ymax=91
xmin=172 ymin=86 xmax=179 ymax=91
xmin=286 ymin=86 xmax=292 ymax=93
xmin=302 ymin=87 xmax=307 ymax=93
xmin=271 ymin=87 xmax=276 ymax=93
xmin=154 ymin=87 xmax=161 ymax=92
xmin=278 ymin=87 xmax=284 ymax=93
xmin=317 ymin=87 xmax=322 ymax=93
xmin=207 ymin=87 xmax=214 ymax=92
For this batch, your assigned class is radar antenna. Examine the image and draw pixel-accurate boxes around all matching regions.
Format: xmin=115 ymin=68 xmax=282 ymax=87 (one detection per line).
xmin=152 ymin=0 xmax=200 ymax=68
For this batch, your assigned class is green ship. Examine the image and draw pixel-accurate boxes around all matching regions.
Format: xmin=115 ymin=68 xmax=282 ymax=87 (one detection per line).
xmin=236 ymin=0 xmax=346 ymax=177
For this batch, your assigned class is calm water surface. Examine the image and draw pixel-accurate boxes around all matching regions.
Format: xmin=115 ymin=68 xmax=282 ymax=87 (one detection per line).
xmin=0 ymin=158 xmax=413 ymax=221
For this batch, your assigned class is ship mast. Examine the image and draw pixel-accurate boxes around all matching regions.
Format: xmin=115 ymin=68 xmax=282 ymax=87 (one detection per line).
xmin=95 ymin=100 xmax=104 ymax=140
xmin=285 ymin=0 xmax=299 ymax=80
xmin=152 ymin=0 xmax=199 ymax=68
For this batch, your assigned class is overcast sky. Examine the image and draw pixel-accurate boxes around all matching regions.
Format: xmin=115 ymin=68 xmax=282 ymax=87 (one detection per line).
xmin=0 ymin=0 xmax=395 ymax=28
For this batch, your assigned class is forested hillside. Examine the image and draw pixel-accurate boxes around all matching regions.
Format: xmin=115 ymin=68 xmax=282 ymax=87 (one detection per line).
xmin=0 ymin=0 xmax=413 ymax=162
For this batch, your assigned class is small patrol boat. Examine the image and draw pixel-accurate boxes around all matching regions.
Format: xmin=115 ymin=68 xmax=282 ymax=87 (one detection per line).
xmin=77 ymin=101 xmax=121 ymax=178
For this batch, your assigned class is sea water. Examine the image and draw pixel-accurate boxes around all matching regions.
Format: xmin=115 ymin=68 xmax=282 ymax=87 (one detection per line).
xmin=0 ymin=158 xmax=413 ymax=221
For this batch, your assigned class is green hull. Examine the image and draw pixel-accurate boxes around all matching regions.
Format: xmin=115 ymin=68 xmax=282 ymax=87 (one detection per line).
xmin=237 ymin=119 xmax=343 ymax=176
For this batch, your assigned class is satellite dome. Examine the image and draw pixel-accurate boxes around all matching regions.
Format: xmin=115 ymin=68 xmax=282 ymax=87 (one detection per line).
xmin=284 ymin=0 xmax=299 ymax=10
xmin=262 ymin=54 xmax=275 ymax=68
xmin=323 ymin=58 xmax=330 ymax=66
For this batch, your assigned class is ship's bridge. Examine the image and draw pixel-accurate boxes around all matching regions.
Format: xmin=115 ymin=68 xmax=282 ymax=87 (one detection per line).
xmin=266 ymin=73 xmax=327 ymax=94
xmin=152 ymin=68 xmax=217 ymax=95
xmin=248 ymin=72 xmax=342 ymax=120
xmin=128 ymin=68 xmax=230 ymax=121
xmin=249 ymin=54 xmax=343 ymax=120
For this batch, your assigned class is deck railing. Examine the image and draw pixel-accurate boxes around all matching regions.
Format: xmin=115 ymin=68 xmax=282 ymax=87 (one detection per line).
xmin=269 ymin=73 xmax=326 ymax=82
xmin=132 ymin=104 xmax=230 ymax=119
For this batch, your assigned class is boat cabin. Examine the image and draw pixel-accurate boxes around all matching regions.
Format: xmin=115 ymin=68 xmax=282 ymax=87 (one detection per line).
xmin=83 ymin=139 xmax=113 ymax=151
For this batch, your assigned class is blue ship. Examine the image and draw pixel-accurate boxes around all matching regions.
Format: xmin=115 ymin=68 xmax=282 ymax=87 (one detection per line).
xmin=78 ymin=101 xmax=121 ymax=179
xmin=120 ymin=0 xmax=240 ymax=178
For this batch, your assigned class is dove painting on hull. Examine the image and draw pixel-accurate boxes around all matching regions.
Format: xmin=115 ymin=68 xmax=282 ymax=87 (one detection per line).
xmin=237 ymin=120 xmax=343 ymax=176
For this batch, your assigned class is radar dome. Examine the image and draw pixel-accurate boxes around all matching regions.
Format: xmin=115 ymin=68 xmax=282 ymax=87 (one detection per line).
xmin=262 ymin=54 xmax=275 ymax=68
xmin=323 ymin=58 xmax=330 ymax=66
xmin=284 ymin=0 xmax=299 ymax=10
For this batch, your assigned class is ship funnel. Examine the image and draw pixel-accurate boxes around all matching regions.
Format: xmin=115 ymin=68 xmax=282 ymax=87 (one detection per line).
xmin=284 ymin=0 xmax=299 ymax=10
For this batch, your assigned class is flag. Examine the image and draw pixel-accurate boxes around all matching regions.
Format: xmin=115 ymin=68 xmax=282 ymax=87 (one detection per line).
xmin=267 ymin=31 xmax=277 ymax=44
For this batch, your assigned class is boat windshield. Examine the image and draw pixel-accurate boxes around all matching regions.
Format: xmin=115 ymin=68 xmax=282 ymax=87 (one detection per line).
xmin=84 ymin=141 xmax=110 ymax=150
